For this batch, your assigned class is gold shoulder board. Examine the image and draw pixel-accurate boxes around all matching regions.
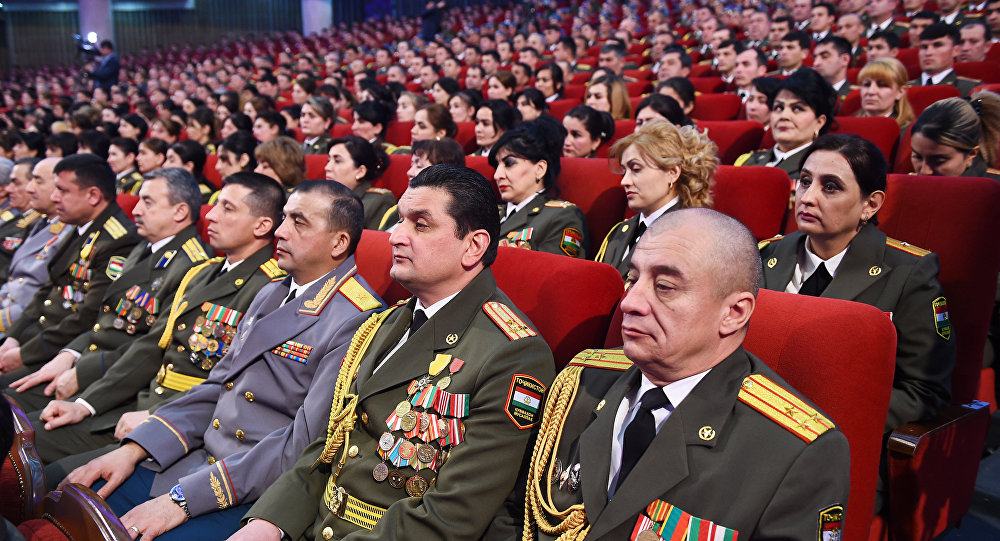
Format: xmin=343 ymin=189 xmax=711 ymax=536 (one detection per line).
xmin=366 ymin=187 xmax=391 ymax=195
xmin=886 ymin=237 xmax=931 ymax=257
xmin=0 ymin=210 xmax=14 ymax=222
xmin=259 ymin=258 xmax=287 ymax=281
xmin=738 ymin=374 xmax=834 ymax=443
xmin=181 ymin=237 xmax=209 ymax=262
xmin=15 ymin=211 xmax=41 ymax=229
xmin=103 ymin=215 xmax=129 ymax=239
xmin=544 ymin=200 xmax=576 ymax=208
xmin=757 ymin=234 xmax=783 ymax=250
xmin=339 ymin=276 xmax=383 ymax=312
xmin=567 ymin=349 xmax=633 ymax=371
xmin=483 ymin=301 xmax=538 ymax=340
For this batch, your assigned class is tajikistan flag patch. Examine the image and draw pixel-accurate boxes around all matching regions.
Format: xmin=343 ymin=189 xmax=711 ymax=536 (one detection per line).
xmin=932 ymin=296 xmax=952 ymax=340
xmin=505 ymin=374 xmax=546 ymax=429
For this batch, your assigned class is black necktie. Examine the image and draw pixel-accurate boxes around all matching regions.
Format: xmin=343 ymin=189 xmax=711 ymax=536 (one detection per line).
xmin=282 ymin=288 xmax=297 ymax=306
xmin=138 ymin=245 xmax=153 ymax=263
xmin=799 ymin=262 xmax=832 ymax=296
xmin=622 ymin=221 xmax=647 ymax=263
xmin=409 ymin=309 xmax=427 ymax=338
xmin=215 ymin=264 xmax=228 ymax=279
xmin=617 ymin=388 xmax=670 ymax=491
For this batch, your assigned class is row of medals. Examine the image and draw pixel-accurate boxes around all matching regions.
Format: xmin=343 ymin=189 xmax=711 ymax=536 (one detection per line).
xmin=552 ymin=458 xmax=581 ymax=494
xmin=371 ymin=374 xmax=461 ymax=499
xmin=187 ymin=315 xmax=237 ymax=371
xmin=112 ymin=299 xmax=156 ymax=335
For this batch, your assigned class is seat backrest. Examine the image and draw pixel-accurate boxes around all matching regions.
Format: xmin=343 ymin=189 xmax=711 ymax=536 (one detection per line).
xmin=878 ymin=174 xmax=1000 ymax=403
xmin=203 ymin=154 xmax=222 ymax=189
xmin=906 ymin=85 xmax=960 ymax=117
xmin=115 ymin=194 xmax=139 ymax=220
xmin=378 ymin=154 xmax=411 ymax=199
xmin=303 ymin=154 xmax=327 ymax=180
xmin=696 ymin=120 xmax=765 ymax=165
xmin=463 ymin=156 xmax=501 ymax=201
xmin=713 ymin=165 xmax=790 ymax=240
xmin=838 ymin=89 xmax=861 ymax=116
xmin=331 ymin=123 xmax=352 ymax=138
xmin=692 ymin=93 xmax=741 ymax=121
xmin=492 ymin=246 xmax=624 ymax=368
xmin=197 ymin=204 xmax=213 ymax=247
xmin=453 ymin=121 xmax=478 ymax=154
xmin=384 ymin=121 xmax=414 ymax=147
xmin=548 ymin=98 xmax=582 ymax=121
xmin=689 ymin=77 xmax=726 ymax=93
xmin=354 ymin=230 xmax=410 ymax=305
xmin=556 ymin=157 xmax=628 ymax=251
xmin=603 ymin=289 xmax=896 ymax=541
xmin=955 ymin=61 xmax=1000 ymax=83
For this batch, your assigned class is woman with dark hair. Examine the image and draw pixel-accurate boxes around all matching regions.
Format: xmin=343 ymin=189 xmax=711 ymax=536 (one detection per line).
xmin=255 ymin=136 xmax=306 ymax=189
xmin=118 ymin=113 xmax=148 ymax=141
xmin=633 ymin=94 xmax=691 ymax=131
xmin=760 ymin=133 xmax=954 ymax=451
xmin=472 ymin=99 xmax=520 ymax=156
xmin=352 ymin=100 xmax=399 ymax=153
xmin=562 ymin=105 xmax=614 ymax=158
xmin=656 ymin=77 xmax=696 ymax=117
xmin=165 ymin=139 xmax=212 ymax=201
xmin=489 ymin=115 xmax=589 ymax=258
xmin=735 ymin=68 xmax=838 ymax=179
xmin=745 ymin=76 xmax=781 ymax=127
xmin=281 ymin=104 xmax=301 ymax=132
xmin=325 ymin=135 xmax=395 ymax=229
xmin=221 ymin=112 xmax=252 ymax=139
xmin=515 ymin=88 xmax=548 ymax=122
xmin=486 ymin=71 xmax=517 ymax=102
xmin=136 ymin=138 xmax=168 ymax=174
xmin=300 ymin=96 xmax=336 ymax=155
xmin=534 ymin=63 xmax=565 ymax=102
xmin=242 ymin=95 xmax=274 ymax=122
xmin=379 ymin=138 xmax=466 ymax=231
xmin=396 ymin=91 xmax=429 ymax=123
xmin=186 ymin=106 xmax=219 ymax=154
xmin=448 ymin=90 xmax=481 ymax=123
xmin=253 ymin=110 xmax=287 ymax=143
xmin=431 ymin=77 xmax=461 ymax=105
xmin=292 ymin=77 xmax=316 ymax=105
xmin=410 ymin=103 xmax=457 ymax=144
xmin=12 ymin=132 xmax=45 ymax=160
xmin=215 ymin=131 xmax=258 ymax=181
xmin=149 ymin=118 xmax=181 ymax=145
xmin=909 ymin=91 xmax=1000 ymax=179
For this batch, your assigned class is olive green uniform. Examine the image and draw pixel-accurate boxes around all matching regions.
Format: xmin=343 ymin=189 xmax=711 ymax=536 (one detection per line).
xmin=116 ymin=169 xmax=144 ymax=195
xmin=499 ymin=194 xmax=589 ymax=259
xmin=734 ymin=146 xmax=811 ymax=180
xmin=304 ymin=134 xmax=335 ymax=155
xmin=0 ymin=209 xmax=39 ymax=283
xmin=907 ymin=70 xmax=983 ymax=98
xmin=352 ymin=182 xmax=396 ymax=230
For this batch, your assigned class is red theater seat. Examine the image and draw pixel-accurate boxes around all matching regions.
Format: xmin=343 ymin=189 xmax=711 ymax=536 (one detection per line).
xmin=378 ymin=154 xmax=411 ymax=199
xmin=354 ymin=230 xmax=409 ymax=304
xmin=453 ymin=122 xmax=478 ymax=154
xmin=203 ymin=154 xmax=222 ymax=189
xmin=955 ymin=61 xmax=1000 ymax=83
xmin=331 ymin=124 xmax=352 ymax=139
xmin=760 ymin=117 xmax=899 ymax=163
xmin=692 ymin=93 xmax=741 ymax=120
xmin=713 ymin=165 xmax=790 ymax=240
xmin=304 ymin=154 xmax=327 ymax=180
xmin=197 ymin=205 xmax=213 ymax=247
xmin=116 ymin=194 xmax=139 ymax=220
xmin=556 ymin=157 xmax=628 ymax=252
xmin=689 ymin=77 xmax=726 ymax=93
xmin=839 ymin=89 xmax=861 ymax=116
xmin=384 ymin=121 xmax=414 ymax=147
xmin=548 ymin=98 xmax=582 ymax=120
xmin=696 ymin=120 xmax=766 ymax=165
xmin=906 ymin=85 xmax=960 ymax=117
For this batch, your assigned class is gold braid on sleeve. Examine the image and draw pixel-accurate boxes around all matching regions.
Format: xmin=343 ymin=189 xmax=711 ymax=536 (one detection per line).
xmin=523 ymin=365 xmax=591 ymax=541
xmin=315 ymin=307 xmax=395 ymax=465
xmin=156 ymin=257 xmax=223 ymax=349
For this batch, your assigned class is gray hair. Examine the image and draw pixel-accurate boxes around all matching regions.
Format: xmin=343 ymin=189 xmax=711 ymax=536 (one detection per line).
xmin=143 ymin=167 xmax=202 ymax=224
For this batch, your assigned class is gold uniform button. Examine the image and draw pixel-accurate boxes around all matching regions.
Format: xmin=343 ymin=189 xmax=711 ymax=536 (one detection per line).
xmin=244 ymin=391 xmax=254 ymax=402
xmin=361 ymin=413 xmax=368 ymax=424
xmin=43 ymin=299 xmax=52 ymax=306
xmin=166 ymin=363 xmax=174 ymax=371
xmin=177 ymin=346 xmax=185 ymax=352
xmin=103 ymin=305 xmax=110 ymax=312
xmin=18 ymin=278 xmax=24 ymax=283
xmin=322 ymin=527 xmax=334 ymax=540
xmin=93 ymin=323 xmax=101 ymax=331
xmin=235 ymin=429 xmax=245 ymax=440
xmin=213 ymin=418 xmax=220 ymax=429
xmin=177 ymin=323 xmax=186 ymax=331
xmin=88 ymin=344 xmax=98 ymax=352
xmin=348 ymin=445 xmax=359 ymax=458
xmin=225 ymin=382 xmax=234 ymax=390
xmin=38 ymin=316 xmax=45 ymax=323
xmin=154 ymin=386 xmax=164 ymax=395
xmin=207 ymin=456 xmax=216 ymax=465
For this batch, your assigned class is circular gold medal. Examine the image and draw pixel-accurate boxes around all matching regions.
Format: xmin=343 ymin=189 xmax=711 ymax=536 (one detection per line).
xmin=436 ymin=376 xmax=451 ymax=390
xmin=400 ymin=412 xmax=417 ymax=432
xmin=405 ymin=474 xmax=429 ymax=497
xmin=395 ymin=401 xmax=412 ymax=417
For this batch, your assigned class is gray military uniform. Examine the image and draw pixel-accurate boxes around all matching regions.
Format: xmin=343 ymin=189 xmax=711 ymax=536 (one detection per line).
xmin=0 ymin=216 xmax=71 ymax=339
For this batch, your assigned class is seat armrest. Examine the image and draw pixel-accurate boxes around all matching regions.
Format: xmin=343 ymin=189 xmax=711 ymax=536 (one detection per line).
xmin=887 ymin=401 xmax=990 ymax=457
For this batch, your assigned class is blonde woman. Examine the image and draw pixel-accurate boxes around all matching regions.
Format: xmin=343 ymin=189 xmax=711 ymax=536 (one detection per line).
xmin=596 ymin=119 xmax=718 ymax=277
xmin=857 ymin=58 xmax=915 ymax=131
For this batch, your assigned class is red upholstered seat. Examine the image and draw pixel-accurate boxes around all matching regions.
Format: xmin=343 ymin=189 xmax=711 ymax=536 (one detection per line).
xmin=906 ymin=85 xmax=960 ymax=117
xmin=893 ymin=126 xmax=914 ymax=174
xmin=696 ymin=120 xmax=765 ymax=165
xmin=197 ymin=205 xmax=214 ymax=248
xmin=463 ymin=156 xmax=500 ymax=201
xmin=563 ymin=85 xmax=586 ymax=100
xmin=453 ymin=121 xmax=478 ymax=154
xmin=304 ymin=154 xmax=327 ymax=180
xmin=971 ymin=83 xmax=1000 ymax=95
xmin=689 ymin=77 xmax=726 ymax=93
xmin=712 ymin=165 xmax=790 ymax=240
xmin=605 ymin=290 xmax=896 ymax=541
xmin=203 ymin=153 xmax=222 ymax=189
xmin=384 ymin=121 xmax=414 ymax=147
xmin=955 ymin=61 xmax=1000 ymax=83
xmin=354 ymin=230 xmax=410 ymax=305
xmin=556 ymin=157 xmax=628 ymax=252
xmin=115 ymin=194 xmax=139 ymax=220
xmin=378 ymin=154 xmax=411 ymax=199
xmin=692 ymin=93 xmax=741 ymax=120
xmin=839 ymin=89 xmax=861 ymax=116
xmin=625 ymin=80 xmax=653 ymax=96
xmin=16 ymin=484 xmax=131 ymax=541
xmin=760 ymin=117 xmax=899 ymax=163
xmin=548 ymin=98 xmax=582 ymax=121
xmin=331 ymin=123 xmax=352 ymax=138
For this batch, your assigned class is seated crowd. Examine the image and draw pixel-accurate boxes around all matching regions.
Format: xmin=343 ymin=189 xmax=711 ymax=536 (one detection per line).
xmin=0 ymin=0 xmax=998 ymax=539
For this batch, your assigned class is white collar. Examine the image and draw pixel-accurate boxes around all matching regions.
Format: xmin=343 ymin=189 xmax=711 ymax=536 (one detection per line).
xmin=832 ymin=79 xmax=849 ymax=91
xmin=76 ymin=220 xmax=94 ymax=235
xmin=632 ymin=369 xmax=711 ymax=416
xmin=148 ymin=234 xmax=175 ymax=254
xmin=414 ymin=289 xmax=461 ymax=321
xmin=639 ymin=196 xmax=680 ymax=226
xmin=287 ymin=274 xmax=324 ymax=303
xmin=303 ymin=136 xmax=319 ymax=146
xmin=872 ymin=17 xmax=893 ymax=31
xmin=220 ymin=257 xmax=245 ymax=274
xmin=504 ymin=191 xmax=544 ymax=219
xmin=772 ymin=141 xmax=812 ymax=163
xmin=802 ymin=237 xmax=850 ymax=277
xmin=923 ymin=68 xmax=954 ymax=85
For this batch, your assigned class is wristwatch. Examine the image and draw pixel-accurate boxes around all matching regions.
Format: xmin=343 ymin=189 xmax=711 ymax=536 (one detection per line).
xmin=168 ymin=484 xmax=190 ymax=518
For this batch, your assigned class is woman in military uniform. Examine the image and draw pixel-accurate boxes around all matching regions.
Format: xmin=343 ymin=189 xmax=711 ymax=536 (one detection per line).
xmin=595 ymin=119 xmax=718 ymax=278
xmin=325 ymin=135 xmax=396 ymax=230
xmin=759 ymin=134 xmax=955 ymax=438
xmin=909 ymin=92 xmax=1000 ymax=181
xmin=300 ymin=96 xmax=336 ymax=155
xmin=490 ymin=116 xmax=590 ymax=258
xmin=352 ymin=100 xmax=403 ymax=155
xmin=471 ymin=100 xmax=520 ymax=157
xmin=734 ymin=69 xmax=837 ymax=180
xmin=184 ymin=106 xmax=219 ymax=155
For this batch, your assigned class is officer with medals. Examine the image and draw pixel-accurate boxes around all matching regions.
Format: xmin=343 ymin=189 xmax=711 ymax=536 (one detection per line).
xmin=6 ymin=168 xmax=211 ymax=414
xmin=0 ymin=158 xmax=41 ymax=282
xmin=0 ymin=158 xmax=72 ymax=339
xmin=232 ymin=164 xmax=555 ymax=541
xmin=62 ymin=179 xmax=384 ymax=541
xmin=28 ymin=173 xmax=286 ymax=480
xmin=0 ymin=154 xmax=141 ymax=381
xmin=512 ymin=209 xmax=849 ymax=541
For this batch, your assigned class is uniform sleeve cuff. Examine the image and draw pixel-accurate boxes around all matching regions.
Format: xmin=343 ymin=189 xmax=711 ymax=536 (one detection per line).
xmin=60 ymin=348 xmax=82 ymax=361
xmin=74 ymin=398 xmax=96 ymax=416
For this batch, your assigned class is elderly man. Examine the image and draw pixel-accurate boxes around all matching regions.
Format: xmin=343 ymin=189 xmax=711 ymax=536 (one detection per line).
xmin=232 ymin=164 xmax=555 ymax=541
xmin=517 ymin=208 xmax=850 ymax=540
xmin=64 ymin=179 xmax=384 ymax=540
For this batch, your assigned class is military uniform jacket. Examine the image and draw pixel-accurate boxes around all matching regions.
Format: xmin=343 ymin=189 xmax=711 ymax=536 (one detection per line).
xmin=907 ymin=70 xmax=982 ymax=98
xmin=353 ymin=181 xmax=396 ymax=231
xmin=246 ymin=268 xmax=555 ymax=541
xmin=499 ymin=193 xmax=589 ymax=258
xmin=734 ymin=145 xmax=811 ymax=180
xmin=117 ymin=169 xmax=144 ymax=195
xmin=304 ymin=134 xmax=335 ymax=155
xmin=595 ymin=203 xmax=681 ymax=279
xmin=8 ymin=203 xmax=140 ymax=367
xmin=963 ymin=156 xmax=1000 ymax=181
xmin=0 ymin=207 xmax=25 ymax=282
xmin=125 ymin=256 xmax=384 ymax=517
xmin=65 ymin=226 xmax=211 ymax=391
xmin=759 ymin=225 xmax=955 ymax=430
xmin=522 ymin=348 xmax=849 ymax=541
xmin=75 ymin=246 xmax=282 ymax=431
xmin=0 ymin=217 xmax=71 ymax=336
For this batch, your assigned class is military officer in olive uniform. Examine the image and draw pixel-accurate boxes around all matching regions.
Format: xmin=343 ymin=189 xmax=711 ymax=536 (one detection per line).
xmin=304 ymin=133 xmax=336 ymax=156
xmin=0 ymin=158 xmax=43 ymax=283
xmin=734 ymin=150 xmax=810 ymax=180
xmin=908 ymin=23 xmax=983 ymax=97
xmin=498 ymin=194 xmax=589 ymax=258
xmin=63 ymin=180 xmax=384 ymax=541
xmin=6 ymin=168 xmax=211 ymax=413
xmin=235 ymin=165 xmax=555 ymax=541
xmin=32 ymin=173 xmax=287 ymax=477
xmin=512 ymin=209 xmax=849 ymax=541
xmin=0 ymin=158 xmax=72 ymax=338
xmin=0 ymin=155 xmax=140 ymax=382
xmin=354 ymin=182 xmax=396 ymax=230
xmin=118 ymin=169 xmax=144 ymax=196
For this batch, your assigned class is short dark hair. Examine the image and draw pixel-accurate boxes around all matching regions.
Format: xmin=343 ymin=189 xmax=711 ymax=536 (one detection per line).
xmin=963 ymin=20 xmax=992 ymax=42
xmin=814 ymin=2 xmax=836 ymax=17
xmin=663 ymin=45 xmax=693 ymax=69
xmin=99 ymin=40 xmax=114 ymax=50
xmin=482 ymin=50 xmax=501 ymax=62
xmin=489 ymin=115 xmax=567 ymax=194
xmin=46 ymin=132 xmax=79 ymax=157
xmin=514 ymin=87 xmax=548 ymax=114
xmin=221 ymin=172 xmax=286 ymax=236
xmin=636 ymin=93 xmax=690 ymax=126
xmin=411 ymin=138 xmax=466 ymax=166
xmin=800 ymin=134 xmax=887 ymax=223
xmin=217 ymin=131 xmax=258 ymax=171
xmin=78 ymin=130 xmax=111 ymax=160
xmin=718 ymin=39 xmax=745 ymax=54
xmin=817 ymin=35 xmax=852 ymax=56
xmin=110 ymin=136 xmax=138 ymax=157
xmin=144 ymin=167 xmax=202 ymax=223
xmin=169 ymin=140 xmax=207 ymax=179
xmin=600 ymin=41 xmax=627 ymax=59
xmin=657 ymin=77 xmax=696 ymax=111
xmin=53 ymin=153 xmax=116 ymax=201
xmin=408 ymin=164 xmax=500 ymax=267
xmin=353 ymin=100 xmax=394 ymax=138
xmin=781 ymin=31 xmax=812 ymax=50
xmin=291 ymin=179 xmax=364 ymax=255
xmin=920 ymin=22 xmax=961 ymax=45
xmin=869 ymin=30 xmax=902 ymax=50
xmin=556 ymin=36 xmax=577 ymax=56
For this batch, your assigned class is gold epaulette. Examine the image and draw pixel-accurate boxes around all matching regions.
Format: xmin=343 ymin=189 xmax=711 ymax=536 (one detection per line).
xmin=483 ymin=301 xmax=538 ymax=340
xmin=544 ymin=200 xmax=576 ymax=208
xmin=758 ymin=234 xmax=783 ymax=250
xmin=0 ymin=210 xmax=14 ymax=223
xmin=338 ymin=276 xmax=383 ymax=312
xmin=567 ymin=349 xmax=633 ymax=371
xmin=103 ymin=215 xmax=129 ymax=239
xmin=181 ymin=237 xmax=209 ymax=262
xmin=259 ymin=258 xmax=286 ymax=281
xmin=737 ymin=374 xmax=834 ymax=443
xmin=886 ymin=237 xmax=931 ymax=257
xmin=15 ymin=211 xmax=41 ymax=229
xmin=300 ymin=268 xmax=355 ymax=316
xmin=366 ymin=187 xmax=391 ymax=195
xmin=733 ymin=151 xmax=754 ymax=167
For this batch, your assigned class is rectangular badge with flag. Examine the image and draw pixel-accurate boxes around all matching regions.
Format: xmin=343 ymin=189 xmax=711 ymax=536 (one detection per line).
xmin=932 ymin=296 xmax=951 ymax=340
xmin=505 ymin=374 xmax=546 ymax=429
xmin=106 ymin=256 xmax=126 ymax=280
xmin=560 ymin=228 xmax=583 ymax=257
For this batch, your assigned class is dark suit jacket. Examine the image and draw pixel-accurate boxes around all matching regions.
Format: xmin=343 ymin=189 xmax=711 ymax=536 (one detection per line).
xmin=759 ymin=225 xmax=955 ymax=430
xmin=90 ymin=53 xmax=120 ymax=92
xmin=735 ymin=144 xmax=811 ymax=179
xmin=908 ymin=70 xmax=983 ymax=97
